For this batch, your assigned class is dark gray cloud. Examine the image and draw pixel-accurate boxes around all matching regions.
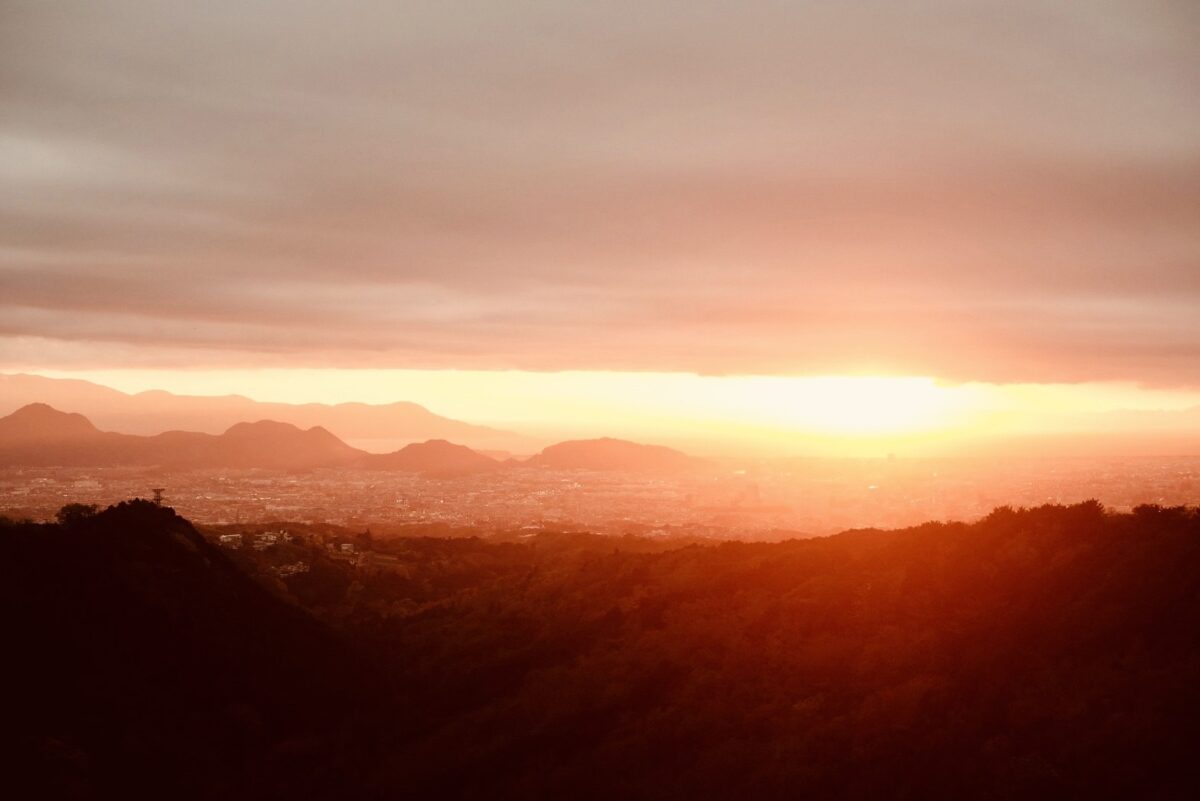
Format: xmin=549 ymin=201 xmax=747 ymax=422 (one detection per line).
xmin=2 ymin=0 xmax=1198 ymax=382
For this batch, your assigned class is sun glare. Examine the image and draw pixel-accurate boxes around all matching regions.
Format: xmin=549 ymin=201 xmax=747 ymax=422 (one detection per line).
xmin=36 ymin=368 xmax=1200 ymax=459
xmin=735 ymin=376 xmax=976 ymax=436
xmin=44 ymin=369 xmax=994 ymax=442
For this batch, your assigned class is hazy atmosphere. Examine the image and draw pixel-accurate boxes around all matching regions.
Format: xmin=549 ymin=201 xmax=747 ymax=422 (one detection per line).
xmin=3 ymin=3 xmax=1199 ymax=800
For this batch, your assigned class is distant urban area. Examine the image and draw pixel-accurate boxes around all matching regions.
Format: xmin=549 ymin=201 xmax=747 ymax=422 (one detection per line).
xmin=4 ymin=455 xmax=1197 ymax=541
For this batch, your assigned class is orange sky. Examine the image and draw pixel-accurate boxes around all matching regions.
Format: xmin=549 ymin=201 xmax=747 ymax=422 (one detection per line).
xmin=3 ymin=2 xmax=1198 ymax=452
xmin=26 ymin=368 xmax=1200 ymax=458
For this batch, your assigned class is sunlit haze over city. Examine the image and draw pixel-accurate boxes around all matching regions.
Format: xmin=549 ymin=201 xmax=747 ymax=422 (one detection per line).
xmin=19 ymin=367 xmax=1200 ymax=457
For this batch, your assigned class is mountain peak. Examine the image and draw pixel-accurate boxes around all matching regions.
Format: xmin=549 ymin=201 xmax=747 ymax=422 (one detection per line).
xmin=365 ymin=438 xmax=499 ymax=474
xmin=214 ymin=419 xmax=361 ymax=468
xmin=222 ymin=419 xmax=308 ymax=437
xmin=404 ymin=438 xmax=460 ymax=451
xmin=527 ymin=437 xmax=698 ymax=472
xmin=0 ymin=373 xmax=531 ymax=450
xmin=0 ymin=403 xmax=100 ymax=439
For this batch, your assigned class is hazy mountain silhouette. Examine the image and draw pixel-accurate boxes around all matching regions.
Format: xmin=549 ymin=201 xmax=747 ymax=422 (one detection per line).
xmin=525 ymin=436 xmax=703 ymax=471
xmin=0 ymin=373 xmax=534 ymax=452
xmin=0 ymin=404 xmax=703 ymax=475
xmin=363 ymin=438 xmax=500 ymax=475
xmin=0 ymin=403 xmax=154 ymax=466
xmin=0 ymin=404 xmax=497 ymax=473
xmin=162 ymin=420 xmax=364 ymax=470
xmin=0 ymin=401 xmax=100 ymax=441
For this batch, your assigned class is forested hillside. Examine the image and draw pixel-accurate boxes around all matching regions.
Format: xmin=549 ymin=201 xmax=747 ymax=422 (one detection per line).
xmin=4 ymin=501 xmax=1198 ymax=799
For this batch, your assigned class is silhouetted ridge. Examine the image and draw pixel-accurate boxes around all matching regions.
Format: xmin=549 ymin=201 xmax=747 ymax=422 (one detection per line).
xmin=365 ymin=438 xmax=500 ymax=474
xmin=213 ymin=419 xmax=362 ymax=468
xmin=3 ymin=500 xmax=378 ymax=800
xmin=0 ymin=372 xmax=530 ymax=450
xmin=363 ymin=502 xmax=1200 ymax=799
xmin=0 ymin=404 xmax=494 ymax=471
xmin=0 ymin=402 xmax=100 ymax=440
xmin=4 ymin=500 xmax=1198 ymax=799
xmin=526 ymin=436 xmax=700 ymax=471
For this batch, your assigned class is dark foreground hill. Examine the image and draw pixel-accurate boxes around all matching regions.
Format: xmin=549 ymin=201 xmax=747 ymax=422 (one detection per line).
xmin=2 ymin=501 xmax=382 ymax=800
xmin=358 ymin=502 xmax=1200 ymax=801
xmin=4 ymin=501 xmax=1199 ymax=800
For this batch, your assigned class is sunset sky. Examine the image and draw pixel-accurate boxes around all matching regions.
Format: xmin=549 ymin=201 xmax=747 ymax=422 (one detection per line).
xmin=2 ymin=2 xmax=1198 ymax=452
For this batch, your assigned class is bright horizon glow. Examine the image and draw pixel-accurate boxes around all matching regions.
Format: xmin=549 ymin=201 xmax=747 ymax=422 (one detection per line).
xmin=23 ymin=368 xmax=1200 ymax=457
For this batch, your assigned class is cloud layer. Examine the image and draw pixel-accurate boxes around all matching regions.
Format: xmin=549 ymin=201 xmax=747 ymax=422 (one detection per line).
xmin=2 ymin=1 xmax=1198 ymax=383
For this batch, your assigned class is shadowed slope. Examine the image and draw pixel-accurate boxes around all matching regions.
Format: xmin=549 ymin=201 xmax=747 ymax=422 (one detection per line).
xmin=2 ymin=500 xmax=380 ymax=800
xmin=3 ymin=501 xmax=1199 ymax=799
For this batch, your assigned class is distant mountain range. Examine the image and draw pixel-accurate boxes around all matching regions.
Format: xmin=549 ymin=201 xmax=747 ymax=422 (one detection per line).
xmin=5 ymin=500 xmax=373 ymax=797
xmin=0 ymin=373 xmax=535 ymax=453
xmin=0 ymin=403 xmax=498 ymax=474
xmin=0 ymin=403 xmax=702 ymax=474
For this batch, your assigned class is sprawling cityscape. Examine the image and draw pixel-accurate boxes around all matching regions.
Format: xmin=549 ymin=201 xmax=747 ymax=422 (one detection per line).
xmin=4 ymin=455 xmax=1197 ymax=540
